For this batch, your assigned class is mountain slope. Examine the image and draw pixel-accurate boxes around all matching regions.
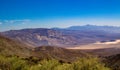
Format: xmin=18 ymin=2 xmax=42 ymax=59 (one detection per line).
xmin=1 ymin=28 xmax=69 ymax=47
xmin=0 ymin=34 xmax=30 ymax=57
xmin=0 ymin=34 xmax=88 ymax=62
xmin=2 ymin=25 xmax=120 ymax=47
xmin=31 ymin=46 xmax=88 ymax=62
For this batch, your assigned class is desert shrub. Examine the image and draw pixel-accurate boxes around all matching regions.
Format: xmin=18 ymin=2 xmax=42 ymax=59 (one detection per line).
xmin=0 ymin=55 xmax=111 ymax=70
xmin=30 ymin=59 xmax=60 ymax=70
xmin=7 ymin=56 xmax=29 ymax=70
xmin=72 ymin=57 xmax=110 ymax=70
xmin=29 ymin=57 xmax=110 ymax=70
xmin=0 ymin=55 xmax=29 ymax=70
xmin=54 ymin=63 xmax=74 ymax=70
xmin=0 ymin=55 xmax=11 ymax=70
xmin=29 ymin=64 xmax=42 ymax=70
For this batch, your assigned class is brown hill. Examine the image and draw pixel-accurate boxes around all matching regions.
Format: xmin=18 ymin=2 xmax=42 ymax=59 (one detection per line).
xmin=31 ymin=46 xmax=88 ymax=62
xmin=0 ymin=34 xmax=30 ymax=57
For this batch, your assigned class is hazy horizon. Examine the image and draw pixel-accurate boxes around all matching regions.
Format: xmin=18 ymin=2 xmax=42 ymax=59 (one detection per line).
xmin=0 ymin=0 xmax=120 ymax=31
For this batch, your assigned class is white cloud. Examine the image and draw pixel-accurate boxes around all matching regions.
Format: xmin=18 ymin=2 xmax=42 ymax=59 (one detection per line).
xmin=0 ymin=19 xmax=30 ymax=24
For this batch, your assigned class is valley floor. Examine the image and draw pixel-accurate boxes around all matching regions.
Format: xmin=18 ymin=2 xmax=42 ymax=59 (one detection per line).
xmin=67 ymin=40 xmax=120 ymax=50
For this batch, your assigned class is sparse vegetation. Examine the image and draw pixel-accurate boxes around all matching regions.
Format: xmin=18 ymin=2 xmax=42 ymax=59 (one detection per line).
xmin=0 ymin=55 xmax=111 ymax=70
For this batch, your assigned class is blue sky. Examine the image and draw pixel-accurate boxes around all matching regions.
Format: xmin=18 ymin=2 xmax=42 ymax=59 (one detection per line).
xmin=0 ymin=0 xmax=120 ymax=31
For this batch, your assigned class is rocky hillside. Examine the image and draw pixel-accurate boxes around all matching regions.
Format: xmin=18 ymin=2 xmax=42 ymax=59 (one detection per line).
xmin=1 ymin=28 xmax=70 ymax=47
xmin=2 ymin=25 xmax=120 ymax=47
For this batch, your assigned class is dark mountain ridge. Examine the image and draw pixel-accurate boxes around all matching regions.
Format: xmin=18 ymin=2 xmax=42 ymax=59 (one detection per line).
xmin=67 ymin=25 xmax=120 ymax=33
